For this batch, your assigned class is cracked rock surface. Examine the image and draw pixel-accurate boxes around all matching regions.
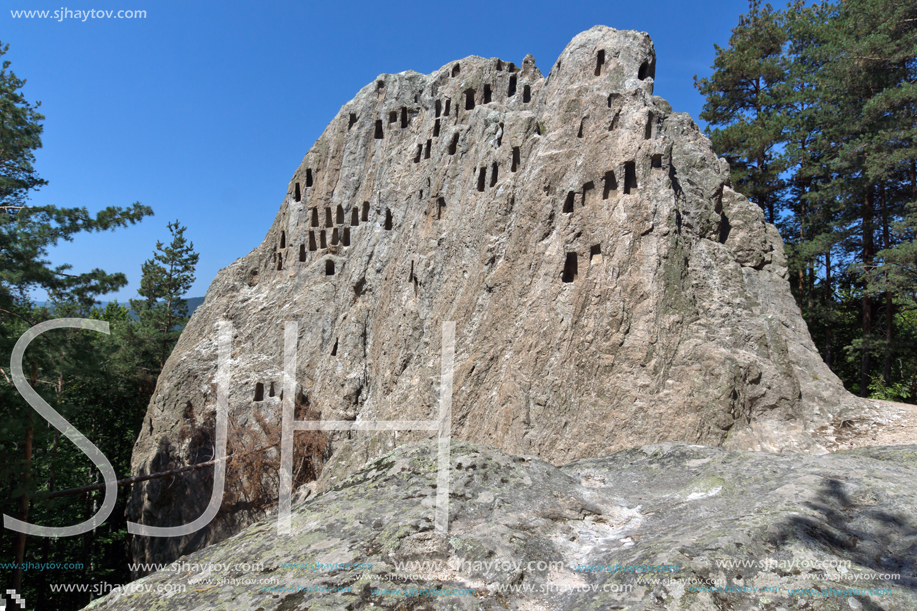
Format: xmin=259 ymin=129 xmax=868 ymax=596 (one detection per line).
xmin=93 ymin=441 xmax=917 ymax=610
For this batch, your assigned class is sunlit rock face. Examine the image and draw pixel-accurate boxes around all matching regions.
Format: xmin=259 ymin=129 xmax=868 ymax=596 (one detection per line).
xmin=126 ymin=26 xmax=865 ymax=570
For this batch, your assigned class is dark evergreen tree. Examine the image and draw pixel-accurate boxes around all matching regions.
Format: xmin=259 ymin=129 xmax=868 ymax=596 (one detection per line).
xmin=793 ymin=0 xmax=917 ymax=396
xmin=694 ymin=0 xmax=790 ymax=224
xmin=0 ymin=39 xmax=153 ymax=603
xmin=129 ymin=220 xmax=199 ymax=373
xmin=0 ymin=41 xmax=46 ymax=212
xmin=697 ymin=0 xmax=917 ymax=400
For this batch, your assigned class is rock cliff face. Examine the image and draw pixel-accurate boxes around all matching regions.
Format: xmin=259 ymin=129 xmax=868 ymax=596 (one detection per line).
xmin=126 ymin=26 xmax=866 ymax=568
xmin=99 ymin=441 xmax=917 ymax=610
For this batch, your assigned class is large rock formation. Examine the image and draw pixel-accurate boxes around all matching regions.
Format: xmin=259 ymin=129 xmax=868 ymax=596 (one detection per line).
xmin=97 ymin=441 xmax=917 ymax=610
xmin=126 ymin=26 xmax=867 ymax=568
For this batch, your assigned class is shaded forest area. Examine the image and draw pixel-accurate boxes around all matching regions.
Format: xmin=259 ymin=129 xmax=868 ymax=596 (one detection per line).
xmin=0 ymin=37 xmax=200 ymax=606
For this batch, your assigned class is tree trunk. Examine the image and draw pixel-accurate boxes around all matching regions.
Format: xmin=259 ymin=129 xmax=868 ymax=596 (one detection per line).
xmin=807 ymin=262 xmax=814 ymax=315
xmin=911 ymin=158 xmax=916 ymax=199
xmin=880 ymin=184 xmax=893 ymax=384
xmin=35 ymin=429 xmax=59 ymax=610
xmin=860 ymin=188 xmax=875 ymax=397
xmin=797 ymin=189 xmax=810 ymax=318
xmin=797 ymin=194 xmax=806 ymax=316
xmin=12 ymin=361 xmax=38 ymax=593
xmin=825 ymin=247 xmax=833 ymax=370
xmin=82 ymin=417 xmax=97 ymax=597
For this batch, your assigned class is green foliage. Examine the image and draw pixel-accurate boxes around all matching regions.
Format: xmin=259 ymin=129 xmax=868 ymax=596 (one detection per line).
xmin=11 ymin=302 xmax=150 ymax=608
xmin=1 ymin=218 xmax=198 ymax=607
xmin=0 ymin=40 xmax=205 ymax=609
xmin=1 ymin=204 xmax=153 ymax=312
xmin=694 ymin=0 xmax=789 ymax=223
xmin=0 ymin=40 xmax=46 ymax=209
xmin=697 ymin=0 xmax=917 ymax=400
xmin=129 ymin=220 xmax=199 ymax=371
xmin=868 ymin=375 xmax=912 ymax=402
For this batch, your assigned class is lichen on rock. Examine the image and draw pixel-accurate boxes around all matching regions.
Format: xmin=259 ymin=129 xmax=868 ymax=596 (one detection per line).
xmin=92 ymin=440 xmax=917 ymax=610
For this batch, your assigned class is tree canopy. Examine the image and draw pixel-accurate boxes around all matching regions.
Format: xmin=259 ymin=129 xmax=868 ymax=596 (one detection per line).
xmin=696 ymin=0 xmax=917 ymax=399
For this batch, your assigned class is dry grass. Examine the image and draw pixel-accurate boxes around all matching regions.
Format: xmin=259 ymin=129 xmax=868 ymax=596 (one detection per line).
xmin=179 ymin=392 xmax=328 ymax=513
xmin=225 ymin=394 xmax=327 ymax=512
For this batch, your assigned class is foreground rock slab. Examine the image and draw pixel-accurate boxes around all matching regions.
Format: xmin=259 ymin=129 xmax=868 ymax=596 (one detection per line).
xmin=92 ymin=441 xmax=917 ymax=610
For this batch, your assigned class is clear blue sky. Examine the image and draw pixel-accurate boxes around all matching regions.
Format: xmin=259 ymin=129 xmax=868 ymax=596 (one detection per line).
xmin=6 ymin=0 xmax=750 ymax=302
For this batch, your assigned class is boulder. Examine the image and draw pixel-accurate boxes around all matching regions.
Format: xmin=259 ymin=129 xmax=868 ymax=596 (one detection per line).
xmin=126 ymin=26 xmax=868 ymax=569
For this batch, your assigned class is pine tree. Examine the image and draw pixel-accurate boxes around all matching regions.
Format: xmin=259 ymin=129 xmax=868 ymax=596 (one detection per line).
xmin=0 ymin=39 xmax=153 ymax=598
xmin=698 ymin=0 xmax=917 ymax=399
xmin=780 ymin=1 xmax=839 ymax=332
xmin=0 ymin=41 xmax=46 ymax=212
xmin=794 ymin=0 xmax=917 ymax=395
xmin=130 ymin=221 xmax=199 ymax=372
xmin=694 ymin=0 xmax=790 ymax=224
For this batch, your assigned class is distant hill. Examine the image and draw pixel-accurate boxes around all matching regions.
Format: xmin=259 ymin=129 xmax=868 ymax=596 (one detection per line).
xmin=32 ymin=297 xmax=205 ymax=317
xmin=185 ymin=297 xmax=205 ymax=315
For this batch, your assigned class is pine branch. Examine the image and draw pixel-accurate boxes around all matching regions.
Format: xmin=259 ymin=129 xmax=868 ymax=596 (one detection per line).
xmin=0 ymin=307 xmax=35 ymax=326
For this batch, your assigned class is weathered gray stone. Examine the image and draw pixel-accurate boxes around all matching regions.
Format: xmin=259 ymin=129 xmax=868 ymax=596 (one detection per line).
xmin=126 ymin=26 xmax=870 ymax=569
xmin=95 ymin=441 xmax=917 ymax=610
